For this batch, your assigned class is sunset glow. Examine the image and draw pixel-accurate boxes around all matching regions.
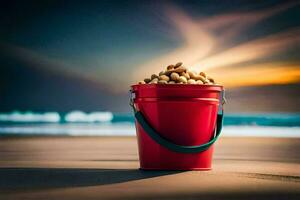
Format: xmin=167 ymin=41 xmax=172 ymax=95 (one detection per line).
xmin=1 ymin=1 xmax=299 ymax=92
xmin=207 ymin=62 xmax=300 ymax=87
xmin=134 ymin=2 xmax=300 ymax=89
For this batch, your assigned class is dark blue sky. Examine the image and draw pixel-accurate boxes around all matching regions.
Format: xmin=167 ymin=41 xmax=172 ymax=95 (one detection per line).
xmin=0 ymin=0 xmax=299 ymax=112
xmin=2 ymin=0 xmax=298 ymax=65
xmin=2 ymin=1 xmax=298 ymax=58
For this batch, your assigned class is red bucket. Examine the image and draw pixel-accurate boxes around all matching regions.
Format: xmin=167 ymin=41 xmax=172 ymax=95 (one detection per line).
xmin=130 ymin=84 xmax=224 ymax=170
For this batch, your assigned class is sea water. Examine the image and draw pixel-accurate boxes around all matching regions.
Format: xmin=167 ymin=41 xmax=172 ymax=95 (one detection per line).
xmin=0 ymin=111 xmax=299 ymax=137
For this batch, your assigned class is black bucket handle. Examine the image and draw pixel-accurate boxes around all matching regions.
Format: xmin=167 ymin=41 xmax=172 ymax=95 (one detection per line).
xmin=130 ymin=89 xmax=225 ymax=154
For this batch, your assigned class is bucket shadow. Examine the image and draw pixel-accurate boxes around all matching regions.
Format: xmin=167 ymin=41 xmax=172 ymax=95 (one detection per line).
xmin=0 ymin=168 xmax=181 ymax=190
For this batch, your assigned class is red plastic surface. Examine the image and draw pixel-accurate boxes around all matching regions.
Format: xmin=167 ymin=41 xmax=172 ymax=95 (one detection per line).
xmin=131 ymin=84 xmax=223 ymax=170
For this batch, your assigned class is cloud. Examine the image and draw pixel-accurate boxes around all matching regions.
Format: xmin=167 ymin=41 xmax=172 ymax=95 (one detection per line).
xmin=134 ymin=1 xmax=300 ymax=88
xmin=2 ymin=1 xmax=299 ymax=92
xmin=199 ymin=1 xmax=299 ymax=42
xmin=193 ymin=28 xmax=300 ymax=70
xmin=133 ymin=4 xmax=215 ymax=79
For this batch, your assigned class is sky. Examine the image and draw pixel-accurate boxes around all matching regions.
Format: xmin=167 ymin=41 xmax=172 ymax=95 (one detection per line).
xmin=0 ymin=0 xmax=299 ymax=112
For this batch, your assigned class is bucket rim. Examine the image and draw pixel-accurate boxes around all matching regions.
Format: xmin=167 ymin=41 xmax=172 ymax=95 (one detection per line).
xmin=131 ymin=84 xmax=223 ymax=91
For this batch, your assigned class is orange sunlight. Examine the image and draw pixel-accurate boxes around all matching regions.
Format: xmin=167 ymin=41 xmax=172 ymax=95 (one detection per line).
xmin=134 ymin=2 xmax=300 ymax=89
xmin=207 ymin=62 xmax=300 ymax=88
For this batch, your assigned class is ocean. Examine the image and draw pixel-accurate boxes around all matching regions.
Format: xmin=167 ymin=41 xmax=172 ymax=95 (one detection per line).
xmin=0 ymin=111 xmax=299 ymax=138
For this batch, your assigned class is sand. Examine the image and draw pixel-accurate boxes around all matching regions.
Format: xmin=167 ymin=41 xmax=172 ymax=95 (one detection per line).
xmin=0 ymin=136 xmax=299 ymax=200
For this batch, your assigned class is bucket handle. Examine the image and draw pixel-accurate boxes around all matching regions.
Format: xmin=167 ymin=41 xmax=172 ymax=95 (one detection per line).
xmin=130 ymin=89 xmax=225 ymax=154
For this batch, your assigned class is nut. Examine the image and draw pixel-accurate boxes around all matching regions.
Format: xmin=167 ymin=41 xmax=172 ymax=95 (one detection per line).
xmin=167 ymin=65 xmax=174 ymax=70
xmin=173 ymin=66 xmax=187 ymax=73
xmin=200 ymin=72 xmax=207 ymax=78
xmin=164 ymin=69 xmax=174 ymax=76
xmin=203 ymin=78 xmax=209 ymax=84
xmin=159 ymin=71 xmax=165 ymax=76
xmin=181 ymin=72 xmax=190 ymax=80
xmin=174 ymin=62 xmax=183 ymax=68
xmin=159 ymin=75 xmax=170 ymax=81
xmin=207 ymin=76 xmax=215 ymax=83
xmin=187 ymin=79 xmax=196 ymax=84
xmin=188 ymin=71 xmax=196 ymax=79
xmin=151 ymin=74 xmax=159 ymax=80
xmin=144 ymin=78 xmax=151 ymax=83
xmin=196 ymin=80 xmax=203 ymax=84
xmin=178 ymin=76 xmax=187 ymax=83
xmin=170 ymin=72 xmax=180 ymax=81
xmin=149 ymin=78 xmax=158 ymax=84
xmin=198 ymin=76 xmax=206 ymax=82
xmin=158 ymin=80 xmax=168 ymax=84
xmin=136 ymin=62 xmax=217 ymax=85
xmin=188 ymin=71 xmax=206 ymax=82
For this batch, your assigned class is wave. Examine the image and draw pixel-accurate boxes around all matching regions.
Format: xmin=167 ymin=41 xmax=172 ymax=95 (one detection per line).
xmin=0 ymin=111 xmax=114 ymax=123
xmin=0 ymin=111 xmax=60 ymax=122
xmin=0 ymin=111 xmax=300 ymax=127
xmin=64 ymin=111 xmax=113 ymax=123
xmin=0 ymin=123 xmax=299 ymax=138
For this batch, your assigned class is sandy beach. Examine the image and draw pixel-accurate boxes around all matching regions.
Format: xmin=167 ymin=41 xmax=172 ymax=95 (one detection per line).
xmin=0 ymin=136 xmax=299 ymax=200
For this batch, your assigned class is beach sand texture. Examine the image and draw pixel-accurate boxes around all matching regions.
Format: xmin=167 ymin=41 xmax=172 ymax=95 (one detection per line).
xmin=0 ymin=136 xmax=299 ymax=200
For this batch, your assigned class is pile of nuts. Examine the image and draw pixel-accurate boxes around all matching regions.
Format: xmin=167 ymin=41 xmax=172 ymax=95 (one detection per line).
xmin=138 ymin=62 xmax=215 ymax=85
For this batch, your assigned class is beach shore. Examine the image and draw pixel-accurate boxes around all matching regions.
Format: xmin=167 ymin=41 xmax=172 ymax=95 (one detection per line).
xmin=0 ymin=136 xmax=299 ymax=199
